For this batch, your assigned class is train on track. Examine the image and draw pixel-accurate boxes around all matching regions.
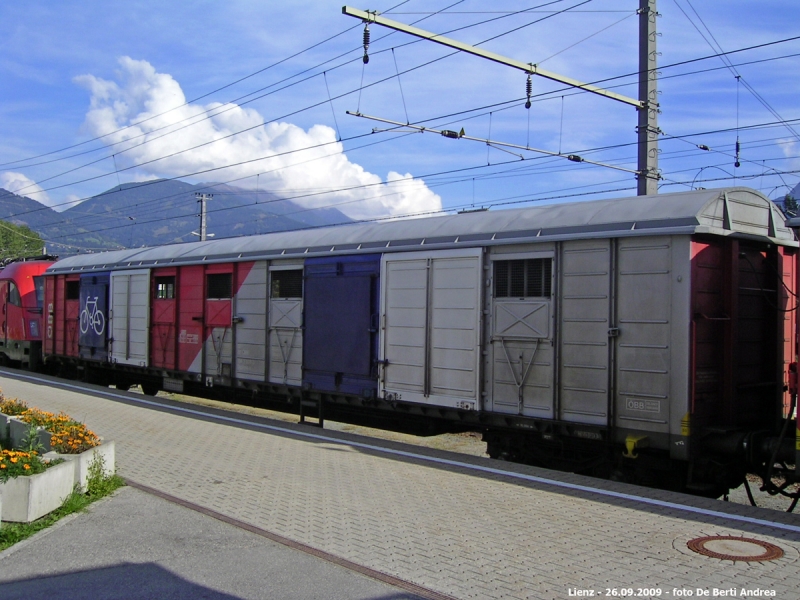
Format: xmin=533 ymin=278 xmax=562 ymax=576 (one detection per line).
xmin=1 ymin=187 xmax=798 ymax=503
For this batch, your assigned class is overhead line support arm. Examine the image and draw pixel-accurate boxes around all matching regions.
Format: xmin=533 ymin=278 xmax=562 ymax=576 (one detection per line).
xmin=342 ymin=6 xmax=643 ymax=109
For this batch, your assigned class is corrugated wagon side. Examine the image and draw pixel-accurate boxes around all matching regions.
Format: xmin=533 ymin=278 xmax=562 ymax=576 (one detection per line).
xmin=39 ymin=187 xmax=799 ymax=496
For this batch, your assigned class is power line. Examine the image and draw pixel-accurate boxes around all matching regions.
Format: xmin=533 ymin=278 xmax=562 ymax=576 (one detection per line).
xmin=672 ymin=0 xmax=800 ymax=142
xmin=0 ymin=0 xmax=426 ymax=171
xmin=5 ymin=22 xmax=798 ymax=204
xmin=0 ymin=1 xmax=596 ymax=203
xmin=0 ymin=0 xmax=566 ymax=177
xmin=4 ymin=18 xmax=798 ymax=235
xmin=16 ymin=106 xmax=800 ymax=238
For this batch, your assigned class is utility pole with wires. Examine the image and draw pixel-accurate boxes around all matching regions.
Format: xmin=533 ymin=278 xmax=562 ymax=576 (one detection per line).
xmin=343 ymin=2 xmax=660 ymax=196
xmin=195 ymin=192 xmax=213 ymax=241
xmin=638 ymin=0 xmax=660 ymax=195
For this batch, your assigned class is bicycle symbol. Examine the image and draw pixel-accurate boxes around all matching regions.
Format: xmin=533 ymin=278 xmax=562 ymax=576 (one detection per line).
xmin=80 ymin=296 xmax=106 ymax=336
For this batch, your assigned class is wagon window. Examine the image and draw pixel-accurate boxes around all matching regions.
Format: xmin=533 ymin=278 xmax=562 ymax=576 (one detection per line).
xmin=206 ymin=273 xmax=232 ymax=299
xmin=494 ymin=258 xmax=552 ymax=298
xmin=33 ymin=276 xmax=45 ymax=308
xmin=271 ymin=270 xmax=303 ymax=299
xmin=66 ymin=280 xmax=80 ymax=300
xmin=7 ymin=282 xmax=21 ymax=306
xmin=154 ymin=276 xmax=175 ymax=299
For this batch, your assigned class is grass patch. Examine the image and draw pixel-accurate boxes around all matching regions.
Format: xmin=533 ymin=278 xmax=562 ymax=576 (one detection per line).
xmin=0 ymin=454 xmax=125 ymax=552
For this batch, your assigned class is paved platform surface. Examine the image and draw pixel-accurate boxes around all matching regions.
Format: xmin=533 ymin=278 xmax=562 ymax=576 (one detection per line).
xmin=2 ymin=372 xmax=800 ymax=600
xmin=0 ymin=486 xmax=424 ymax=600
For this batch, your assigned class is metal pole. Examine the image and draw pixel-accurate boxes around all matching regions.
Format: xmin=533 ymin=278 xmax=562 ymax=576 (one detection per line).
xmin=637 ymin=0 xmax=660 ymax=195
xmin=195 ymin=193 xmax=213 ymax=241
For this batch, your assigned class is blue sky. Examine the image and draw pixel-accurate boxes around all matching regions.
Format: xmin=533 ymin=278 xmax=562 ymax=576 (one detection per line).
xmin=1 ymin=0 xmax=798 ymax=224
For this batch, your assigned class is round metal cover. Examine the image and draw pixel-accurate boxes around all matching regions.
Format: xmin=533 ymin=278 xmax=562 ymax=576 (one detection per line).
xmin=687 ymin=536 xmax=783 ymax=562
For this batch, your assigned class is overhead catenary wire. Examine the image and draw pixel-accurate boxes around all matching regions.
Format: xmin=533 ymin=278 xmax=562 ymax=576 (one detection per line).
xmin=0 ymin=0 xmax=550 ymax=175
xmin=673 ymin=0 xmax=800 ymax=143
xmin=14 ymin=108 xmax=800 ymax=240
xmin=4 ymin=23 xmax=798 ymax=204
xmin=3 ymin=12 xmax=796 ymax=234
xmin=0 ymin=1 xmax=599 ymax=203
xmin=0 ymin=0 xmax=424 ymax=171
xmin=41 ymin=119 xmax=800 ymax=245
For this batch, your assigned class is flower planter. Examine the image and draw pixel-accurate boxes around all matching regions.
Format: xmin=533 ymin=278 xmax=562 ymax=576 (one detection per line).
xmin=44 ymin=440 xmax=115 ymax=489
xmin=6 ymin=416 xmax=52 ymax=452
xmin=0 ymin=459 xmax=75 ymax=523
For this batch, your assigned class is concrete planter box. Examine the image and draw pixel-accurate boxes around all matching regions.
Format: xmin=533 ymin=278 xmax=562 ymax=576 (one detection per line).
xmin=1 ymin=413 xmax=52 ymax=452
xmin=44 ymin=441 xmax=116 ymax=489
xmin=0 ymin=460 xmax=75 ymax=523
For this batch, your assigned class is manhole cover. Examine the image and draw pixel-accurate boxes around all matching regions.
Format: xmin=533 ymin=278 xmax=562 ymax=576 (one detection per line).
xmin=687 ymin=536 xmax=784 ymax=562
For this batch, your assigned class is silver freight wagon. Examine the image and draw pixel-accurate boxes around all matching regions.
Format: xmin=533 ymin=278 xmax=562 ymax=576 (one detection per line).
xmin=45 ymin=187 xmax=797 ymax=494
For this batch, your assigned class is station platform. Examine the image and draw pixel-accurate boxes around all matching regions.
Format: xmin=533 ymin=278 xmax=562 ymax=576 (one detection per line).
xmin=1 ymin=372 xmax=799 ymax=600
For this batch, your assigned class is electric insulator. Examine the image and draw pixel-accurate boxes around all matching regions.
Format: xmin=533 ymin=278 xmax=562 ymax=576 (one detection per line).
xmin=525 ymin=74 xmax=532 ymax=109
xmin=734 ymin=138 xmax=741 ymax=168
xmin=363 ymin=25 xmax=370 ymax=64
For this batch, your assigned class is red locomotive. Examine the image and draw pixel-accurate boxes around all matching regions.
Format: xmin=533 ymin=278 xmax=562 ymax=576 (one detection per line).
xmin=0 ymin=256 xmax=55 ymax=370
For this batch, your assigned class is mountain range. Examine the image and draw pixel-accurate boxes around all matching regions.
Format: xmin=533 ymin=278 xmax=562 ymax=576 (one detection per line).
xmin=0 ymin=180 xmax=352 ymax=255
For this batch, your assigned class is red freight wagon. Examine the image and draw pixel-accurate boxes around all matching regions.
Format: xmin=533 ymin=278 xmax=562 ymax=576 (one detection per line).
xmin=44 ymin=273 xmax=83 ymax=365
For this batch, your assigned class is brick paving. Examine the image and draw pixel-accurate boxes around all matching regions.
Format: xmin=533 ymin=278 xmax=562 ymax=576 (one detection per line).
xmin=2 ymin=373 xmax=800 ymax=600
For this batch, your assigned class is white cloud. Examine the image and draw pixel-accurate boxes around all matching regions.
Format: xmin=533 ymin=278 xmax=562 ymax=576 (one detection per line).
xmin=74 ymin=57 xmax=442 ymax=220
xmin=0 ymin=171 xmax=57 ymax=209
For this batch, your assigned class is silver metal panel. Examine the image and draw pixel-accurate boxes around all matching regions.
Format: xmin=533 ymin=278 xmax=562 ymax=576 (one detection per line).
xmin=614 ymin=238 xmax=672 ymax=433
xmin=235 ymin=261 xmax=267 ymax=382
xmin=269 ymin=298 xmax=303 ymax=386
xmin=205 ymin=326 xmax=233 ymax=377
xmin=559 ymin=240 xmax=611 ymax=425
xmin=668 ymin=236 xmax=692 ymax=460
xmin=381 ymin=258 xmax=427 ymax=396
xmin=110 ymin=270 xmax=150 ymax=367
xmin=429 ymin=257 xmax=481 ymax=400
xmin=491 ymin=337 xmax=554 ymax=418
xmin=380 ymin=249 xmax=482 ymax=409
xmin=47 ymin=188 xmax=796 ymax=275
xmin=494 ymin=301 xmax=550 ymax=339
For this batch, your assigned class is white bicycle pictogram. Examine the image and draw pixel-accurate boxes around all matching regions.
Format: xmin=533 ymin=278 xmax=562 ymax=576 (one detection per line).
xmin=80 ymin=296 xmax=105 ymax=336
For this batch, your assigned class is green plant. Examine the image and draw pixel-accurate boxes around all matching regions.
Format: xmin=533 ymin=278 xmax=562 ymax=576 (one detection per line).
xmin=0 ymin=449 xmax=47 ymax=482
xmin=18 ymin=407 xmax=70 ymax=428
xmin=50 ymin=423 xmax=100 ymax=454
xmin=19 ymin=422 xmax=46 ymax=455
xmin=0 ymin=397 xmax=29 ymax=416
xmin=85 ymin=452 xmax=123 ymax=497
xmin=0 ymin=459 xmax=124 ymax=552
xmin=17 ymin=408 xmax=100 ymax=454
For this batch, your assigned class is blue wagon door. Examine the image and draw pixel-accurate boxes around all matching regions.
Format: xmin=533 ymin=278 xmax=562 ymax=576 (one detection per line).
xmin=78 ymin=272 xmax=110 ymax=361
xmin=303 ymin=254 xmax=380 ymax=395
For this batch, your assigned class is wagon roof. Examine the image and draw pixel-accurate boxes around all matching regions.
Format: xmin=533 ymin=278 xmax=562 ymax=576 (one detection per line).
xmin=47 ymin=187 xmax=795 ymax=273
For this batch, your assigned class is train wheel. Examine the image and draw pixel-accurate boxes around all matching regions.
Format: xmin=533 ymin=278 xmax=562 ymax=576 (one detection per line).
xmin=141 ymin=382 xmax=160 ymax=396
xmin=115 ymin=383 xmax=131 ymax=392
